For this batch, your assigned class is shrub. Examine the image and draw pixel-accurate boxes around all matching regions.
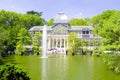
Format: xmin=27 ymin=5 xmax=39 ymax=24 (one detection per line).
xmin=102 ymin=53 xmax=120 ymax=74
xmin=91 ymin=50 xmax=102 ymax=56
xmin=0 ymin=59 xmax=3 ymax=65
xmin=0 ymin=63 xmax=30 ymax=80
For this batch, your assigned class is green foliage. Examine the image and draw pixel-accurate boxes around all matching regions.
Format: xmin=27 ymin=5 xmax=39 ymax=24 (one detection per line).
xmin=0 ymin=10 xmax=45 ymax=29
xmin=0 ymin=27 xmax=8 ymax=56
xmin=0 ymin=63 xmax=30 ymax=80
xmin=17 ymin=28 xmax=31 ymax=44
xmin=68 ymin=32 xmax=77 ymax=54
xmin=101 ymin=45 xmax=118 ymax=51
xmin=102 ymin=53 xmax=120 ymax=74
xmin=32 ymin=31 xmax=42 ymax=54
xmin=15 ymin=28 xmax=31 ymax=55
xmin=0 ymin=59 xmax=3 ymax=65
xmin=91 ymin=50 xmax=102 ymax=56
xmin=91 ymin=10 xmax=120 ymax=51
xmin=15 ymin=42 xmax=27 ymax=55
xmin=27 ymin=10 xmax=43 ymax=16
xmin=0 ymin=10 xmax=45 ymax=56
xmin=69 ymin=18 xmax=88 ymax=26
xmin=47 ymin=18 xmax=54 ymax=26
xmin=68 ymin=32 xmax=88 ymax=54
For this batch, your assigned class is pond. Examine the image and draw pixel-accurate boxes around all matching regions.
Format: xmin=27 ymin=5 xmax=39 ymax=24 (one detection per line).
xmin=3 ymin=55 xmax=120 ymax=80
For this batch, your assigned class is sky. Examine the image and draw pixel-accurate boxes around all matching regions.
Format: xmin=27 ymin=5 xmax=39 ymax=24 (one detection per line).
xmin=0 ymin=0 xmax=120 ymax=21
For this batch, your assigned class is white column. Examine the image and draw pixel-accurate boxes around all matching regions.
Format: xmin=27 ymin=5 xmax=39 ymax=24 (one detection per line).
xmin=67 ymin=39 xmax=68 ymax=49
xmin=65 ymin=40 xmax=66 ymax=48
xmin=54 ymin=39 xmax=55 ymax=48
xmin=50 ymin=38 xmax=52 ymax=48
xmin=56 ymin=39 xmax=57 ymax=48
xmin=48 ymin=38 xmax=50 ymax=49
xmin=55 ymin=39 xmax=58 ymax=48
xmin=47 ymin=38 xmax=48 ymax=49
xmin=51 ymin=39 xmax=53 ymax=48
xmin=52 ymin=39 xmax=54 ymax=48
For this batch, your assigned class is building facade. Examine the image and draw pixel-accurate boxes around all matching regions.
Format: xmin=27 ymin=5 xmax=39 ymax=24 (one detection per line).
xmin=29 ymin=12 xmax=101 ymax=53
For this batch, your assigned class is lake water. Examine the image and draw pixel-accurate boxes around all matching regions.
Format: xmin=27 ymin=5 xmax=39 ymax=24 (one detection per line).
xmin=3 ymin=55 xmax=120 ymax=80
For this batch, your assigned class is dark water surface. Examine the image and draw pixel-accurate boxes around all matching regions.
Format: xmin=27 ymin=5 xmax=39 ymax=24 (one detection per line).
xmin=3 ymin=55 xmax=120 ymax=80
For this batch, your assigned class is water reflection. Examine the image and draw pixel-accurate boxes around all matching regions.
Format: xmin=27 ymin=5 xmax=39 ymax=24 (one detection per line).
xmin=41 ymin=55 xmax=68 ymax=80
xmin=3 ymin=55 xmax=120 ymax=80
xmin=41 ymin=59 xmax=47 ymax=80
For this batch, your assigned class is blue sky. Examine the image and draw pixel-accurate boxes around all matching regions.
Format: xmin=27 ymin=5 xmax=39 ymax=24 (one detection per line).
xmin=0 ymin=0 xmax=120 ymax=21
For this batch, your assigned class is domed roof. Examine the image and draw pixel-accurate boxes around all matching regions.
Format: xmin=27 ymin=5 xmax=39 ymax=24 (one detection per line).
xmin=54 ymin=12 xmax=68 ymax=23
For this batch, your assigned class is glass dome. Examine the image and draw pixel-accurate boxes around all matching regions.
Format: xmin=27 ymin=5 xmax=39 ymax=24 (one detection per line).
xmin=54 ymin=12 xmax=68 ymax=23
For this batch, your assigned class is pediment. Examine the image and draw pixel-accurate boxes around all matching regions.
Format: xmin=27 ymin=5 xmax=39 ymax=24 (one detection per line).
xmin=52 ymin=24 xmax=68 ymax=35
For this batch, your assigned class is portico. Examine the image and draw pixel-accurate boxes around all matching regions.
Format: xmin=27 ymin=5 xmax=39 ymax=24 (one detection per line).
xmin=47 ymin=35 xmax=68 ymax=52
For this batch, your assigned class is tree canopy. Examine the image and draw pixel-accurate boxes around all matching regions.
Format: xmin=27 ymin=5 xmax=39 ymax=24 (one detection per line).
xmin=47 ymin=18 xmax=90 ymax=26
xmin=27 ymin=10 xmax=43 ymax=16
xmin=0 ymin=10 xmax=45 ymax=56
xmin=69 ymin=18 xmax=89 ymax=26
xmin=91 ymin=10 xmax=120 ymax=50
xmin=47 ymin=18 xmax=54 ymax=26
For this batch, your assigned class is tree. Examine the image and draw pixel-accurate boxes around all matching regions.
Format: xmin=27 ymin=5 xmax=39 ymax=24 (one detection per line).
xmin=0 ymin=27 xmax=8 ymax=56
xmin=0 ymin=63 xmax=30 ymax=80
xmin=47 ymin=18 xmax=54 ymax=26
xmin=0 ymin=10 xmax=45 ymax=55
xmin=91 ymin=10 xmax=120 ymax=51
xmin=15 ymin=28 xmax=31 ymax=55
xmin=68 ymin=32 xmax=81 ymax=54
xmin=68 ymin=32 xmax=76 ymax=54
xmin=27 ymin=10 xmax=42 ymax=16
xmin=69 ymin=18 xmax=88 ymax=26
xmin=84 ymin=17 xmax=92 ymax=26
xmin=32 ymin=31 xmax=42 ymax=54
xmin=68 ymin=32 xmax=89 ymax=55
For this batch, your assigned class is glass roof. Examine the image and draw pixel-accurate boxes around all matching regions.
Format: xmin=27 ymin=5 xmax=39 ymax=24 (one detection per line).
xmin=54 ymin=12 xmax=68 ymax=23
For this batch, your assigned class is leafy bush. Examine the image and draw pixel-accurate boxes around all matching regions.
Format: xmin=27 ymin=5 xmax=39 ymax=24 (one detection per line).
xmin=0 ymin=63 xmax=30 ymax=80
xmin=91 ymin=50 xmax=102 ymax=56
xmin=0 ymin=59 xmax=3 ymax=65
xmin=102 ymin=53 xmax=120 ymax=74
xmin=15 ymin=43 xmax=27 ymax=55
